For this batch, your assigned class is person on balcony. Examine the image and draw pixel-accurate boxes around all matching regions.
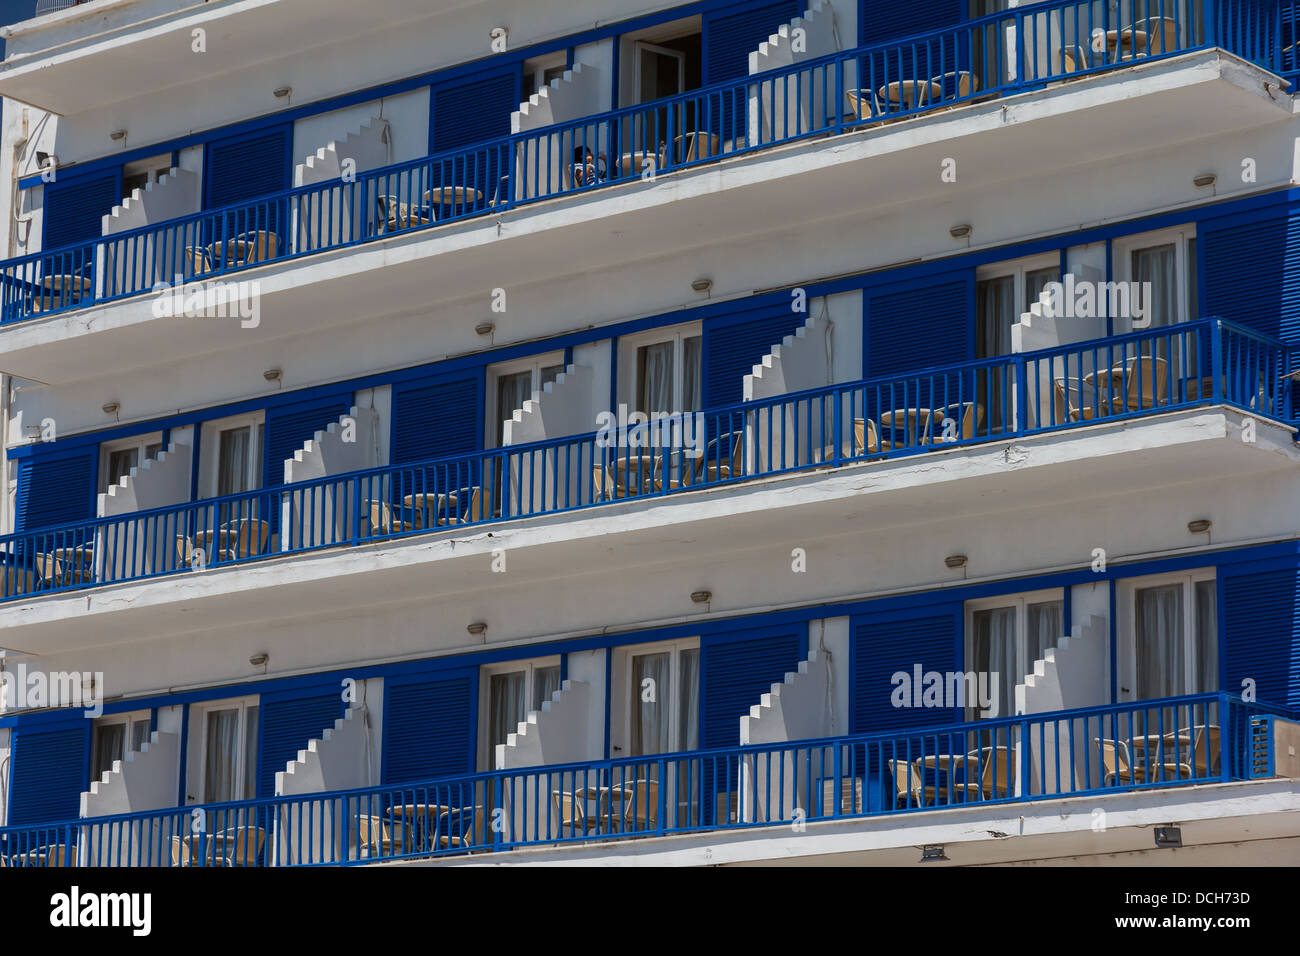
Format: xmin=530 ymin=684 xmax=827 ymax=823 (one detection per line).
xmin=573 ymin=147 xmax=607 ymax=187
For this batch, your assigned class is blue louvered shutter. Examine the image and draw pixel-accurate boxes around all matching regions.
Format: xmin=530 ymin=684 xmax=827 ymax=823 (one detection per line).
xmin=391 ymin=373 xmax=484 ymax=465
xmin=858 ymin=0 xmax=968 ymax=102
xmin=203 ymin=125 xmax=292 ymax=245
xmin=263 ymin=393 xmax=354 ymax=488
xmin=381 ymin=670 xmax=478 ymax=785
xmin=429 ymin=68 xmax=519 ymax=202
xmin=42 ymin=169 xmax=121 ymax=251
xmin=701 ymin=628 xmax=807 ymax=748
xmin=701 ymin=304 xmax=810 ymax=410
xmin=258 ymin=687 xmax=347 ymax=798
xmin=864 ymin=270 xmax=974 ymax=378
xmin=15 ymin=449 xmax=98 ymax=532
xmin=851 ymin=604 xmax=963 ymax=736
xmin=1201 ymin=207 xmax=1300 ymax=345
xmin=7 ymin=722 xmax=90 ymax=826
xmin=1221 ymin=561 xmax=1300 ymax=710
xmin=702 ymin=1 xmax=800 ymax=142
xmin=698 ymin=627 xmax=806 ymax=824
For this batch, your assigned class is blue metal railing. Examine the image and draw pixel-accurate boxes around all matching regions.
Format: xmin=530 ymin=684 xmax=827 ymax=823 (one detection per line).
xmin=0 ymin=0 xmax=1280 ymax=326
xmin=0 ymin=692 xmax=1290 ymax=866
xmin=0 ymin=318 xmax=1289 ymax=603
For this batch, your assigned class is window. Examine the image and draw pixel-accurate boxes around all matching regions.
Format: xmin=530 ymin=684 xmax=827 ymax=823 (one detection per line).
xmin=99 ymin=434 xmax=164 ymax=492
xmin=197 ymin=698 xmax=259 ymax=804
xmin=966 ymin=591 xmax=1065 ymax=718
xmin=1121 ymin=571 xmax=1217 ymax=701
xmin=619 ymin=18 xmax=702 ymax=107
xmin=200 ymin=412 xmax=265 ymax=499
xmin=522 ymin=53 xmax=568 ymax=100
xmin=90 ymin=710 xmax=151 ymax=780
xmin=620 ymin=324 xmax=702 ymax=416
xmin=976 ymin=256 xmax=1062 ymax=359
xmin=487 ymin=354 xmax=565 ymax=447
xmin=121 ymin=153 xmax=172 ymax=201
xmin=976 ymin=256 xmax=1059 ymax=430
xmin=480 ymin=657 xmax=562 ymax=769
xmin=627 ymin=640 xmax=700 ymax=756
xmin=1114 ymin=227 xmax=1197 ymax=331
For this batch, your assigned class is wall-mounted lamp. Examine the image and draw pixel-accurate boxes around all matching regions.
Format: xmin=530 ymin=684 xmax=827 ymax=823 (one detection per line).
xmin=690 ymin=590 xmax=712 ymax=605
xmin=1187 ymin=519 xmax=1212 ymax=534
xmin=467 ymin=621 xmax=488 ymax=636
xmin=101 ymin=401 xmax=120 ymax=416
xmin=944 ymin=554 xmax=968 ymax=569
xmin=690 ymin=278 xmax=713 ymax=294
xmin=249 ymin=652 xmax=269 ymax=667
xmin=273 ymin=86 xmax=293 ymax=101
xmin=949 ymin=224 xmax=973 ymax=240
xmin=35 ymin=152 xmax=58 ymax=173
xmin=919 ymin=844 xmax=949 ymax=862
xmin=1153 ymin=826 xmax=1182 ymax=849
xmin=109 ymin=129 xmax=127 ymax=145
xmin=475 ymin=322 xmax=496 ymax=337
xmin=1192 ymin=173 xmax=1217 ymax=189
xmin=263 ymin=368 xmax=282 ymax=382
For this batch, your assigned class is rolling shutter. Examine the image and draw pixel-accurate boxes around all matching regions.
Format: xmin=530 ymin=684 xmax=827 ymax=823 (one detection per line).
xmin=864 ymin=270 xmax=974 ymax=379
xmin=1201 ymin=206 xmax=1300 ymax=345
xmin=1221 ymin=561 xmax=1300 ymax=710
xmin=850 ymin=604 xmax=964 ymax=737
xmin=15 ymin=449 xmax=98 ymax=532
xmin=429 ymin=68 xmax=519 ymax=200
xmin=858 ymin=0 xmax=967 ymax=101
xmin=258 ymin=687 xmax=346 ymax=798
xmin=701 ymin=303 xmax=809 ymax=410
xmin=700 ymin=627 xmax=807 ymax=749
xmin=381 ymin=670 xmax=478 ymax=785
xmin=42 ymin=170 xmax=121 ymax=251
xmin=390 ymin=373 xmax=484 ymax=465
xmin=860 ymin=0 xmax=967 ymax=45
xmin=702 ymin=1 xmax=800 ymax=142
xmin=203 ymin=125 xmax=292 ymax=242
xmin=263 ymin=393 xmax=354 ymax=488
xmin=699 ymin=626 xmax=806 ymax=824
xmin=7 ymin=722 xmax=90 ymax=826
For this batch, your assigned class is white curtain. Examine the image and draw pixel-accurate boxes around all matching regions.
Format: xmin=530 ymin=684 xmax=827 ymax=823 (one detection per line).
xmin=639 ymin=343 xmax=674 ymax=415
xmin=1136 ymin=585 xmax=1184 ymax=699
xmin=533 ymin=666 xmax=562 ymax=711
xmin=631 ymin=652 xmax=670 ymax=756
xmin=1132 ymin=244 xmax=1177 ymax=328
xmin=496 ymin=372 xmax=534 ymax=445
xmin=218 ymin=427 xmax=251 ymax=496
xmin=974 ymin=607 xmax=1017 ymax=718
xmin=1027 ymin=601 xmax=1064 ymax=666
xmin=489 ymin=672 xmax=527 ymax=752
xmin=204 ymin=709 xmax=241 ymax=804
xmin=682 ymin=337 xmax=702 ymax=412
xmin=1193 ymin=581 xmax=1217 ymax=693
xmin=677 ymin=648 xmax=699 ymax=751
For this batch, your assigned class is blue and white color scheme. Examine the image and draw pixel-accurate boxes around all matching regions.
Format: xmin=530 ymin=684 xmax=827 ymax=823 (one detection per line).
xmin=0 ymin=0 xmax=1297 ymax=869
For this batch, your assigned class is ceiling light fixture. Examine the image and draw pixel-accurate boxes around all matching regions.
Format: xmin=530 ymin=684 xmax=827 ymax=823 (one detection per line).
xmin=691 ymin=590 xmax=712 ymax=605
xmin=1193 ymin=173 xmax=1217 ymax=189
xmin=263 ymin=368 xmax=282 ymax=382
xmin=273 ymin=86 xmax=293 ymax=100
xmin=110 ymin=129 xmax=127 ymax=144
xmin=944 ymin=554 xmax=968 ymax=569
xmin=691 ymin=278 xmax=713 ymax=294
xmin=949 ymin=224 xmax=973 ymax=240
xmin=475 ymin=322 xmax=496 ymax=337
xmin=101 ymin=401 xmax=120 ymax=416
xmin=1154 ymin=826 xmax=1182 ymax=849
xmin=1187 ymin=519 xmax=1212 ymax=534
xmin=467 ymin=621 xmax=488 ymax=636
xmin=249 ymin=652 xmax=269 ymax=667
xmin=920 ymin=845 xmax=949 ymax=862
